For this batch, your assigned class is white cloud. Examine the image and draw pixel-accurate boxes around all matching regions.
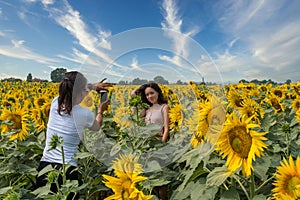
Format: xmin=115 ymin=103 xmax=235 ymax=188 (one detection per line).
xmin=210 ymin=0 xmax=300 ymax=82
xmin=42 ymin=0 xmax=54 ymax=5
xmin=0 ymin=31 xmax=5 ymax=37
xmin=0 ymin=72 xmax=14 ymax=79
xmin=160 ymin=0 xmax=200 ymax=67
xmin=43 ymin=0 xmax=130 ymax=74
xmin=130 ymin=56 xmax=148 ymax=72
xmin=0 ymin=39 xmax=58 ymax=64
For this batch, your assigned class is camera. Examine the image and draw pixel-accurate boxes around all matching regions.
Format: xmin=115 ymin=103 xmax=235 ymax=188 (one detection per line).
xmin=100 ymin=90 xmax=108 ymax=103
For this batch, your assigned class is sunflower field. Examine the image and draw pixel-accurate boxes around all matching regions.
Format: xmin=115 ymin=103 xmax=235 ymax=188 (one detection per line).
xmin=0 ymin=80 xmax=300 ymax=200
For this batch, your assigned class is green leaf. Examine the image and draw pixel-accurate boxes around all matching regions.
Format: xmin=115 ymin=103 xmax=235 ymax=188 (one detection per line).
xmin=74 ymin=152 xmax=93 ymax=159
xmin=0 ymin=186 xmax=13 ymax=195
xmin=144 ymin=160 xmax=162 ymax=172
xmin=31 ymin=185 xmax=51 ymax=197
xmin=206 ymin=166 xmax=231 ymax=187
xmin=37 ymin=164 xmax=55 ymax=177
xmin=253 ymin=194 xmax=267 ymax=200
xmin=220 ymin=188 xmax=240 ymax=200
xmin=110 ymin=143 xmax=121 ymax=156
xmin=253 ymin=156 xmax=271 ymax=180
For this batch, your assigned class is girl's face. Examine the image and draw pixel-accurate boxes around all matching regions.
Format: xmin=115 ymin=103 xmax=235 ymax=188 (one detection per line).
xmin=145 ymin=87 xmax=158 ymax=104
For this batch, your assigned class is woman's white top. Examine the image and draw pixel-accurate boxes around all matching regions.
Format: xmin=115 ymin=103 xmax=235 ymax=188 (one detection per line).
xmin=41 ymin=97 xmax=94 ymax=167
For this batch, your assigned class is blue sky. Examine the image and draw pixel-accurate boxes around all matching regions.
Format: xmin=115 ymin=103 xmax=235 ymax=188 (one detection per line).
xmin=0 ymin=0 xmax=300 ymax=84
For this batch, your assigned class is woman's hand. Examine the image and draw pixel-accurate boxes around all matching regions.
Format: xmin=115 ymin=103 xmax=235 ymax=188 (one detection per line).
xmin=90 ymin=99 xmax=110 ymax=131
xmin=90 ymin=78 xmax=112 ymax=93
xmin=98 ymin=99 xmax=109 ymax=114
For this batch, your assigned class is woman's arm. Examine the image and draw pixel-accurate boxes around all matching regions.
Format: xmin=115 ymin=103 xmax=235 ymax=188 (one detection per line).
xmin=89 ymin=100 xmax=109 ymax=131
xmin=161 ymin=105 xmax=170 ymax=142
xmin=88 ymin=78 xmax=112 ymax=93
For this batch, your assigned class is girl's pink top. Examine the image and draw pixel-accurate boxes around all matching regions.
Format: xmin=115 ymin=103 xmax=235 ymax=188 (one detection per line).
xmin=145 ymin=104 xmax=167 ymax=126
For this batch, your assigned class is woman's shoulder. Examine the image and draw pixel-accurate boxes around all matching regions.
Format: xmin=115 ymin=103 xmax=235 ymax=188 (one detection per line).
xmin=159 ymin=104 xmax=169 ymax=112
xmin=73 ymin=105 xmax=94 ymax=116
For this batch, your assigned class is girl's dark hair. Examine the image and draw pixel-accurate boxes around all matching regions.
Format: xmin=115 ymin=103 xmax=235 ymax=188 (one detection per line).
xmin=137 ymin=82 xmax=167 ymax=106
xmin=58 ymin=71 xmax=87 ymax=115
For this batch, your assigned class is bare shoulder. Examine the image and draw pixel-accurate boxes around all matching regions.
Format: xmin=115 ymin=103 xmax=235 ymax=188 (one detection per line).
xmin=163 ymin=104 xmax=170 ymax=111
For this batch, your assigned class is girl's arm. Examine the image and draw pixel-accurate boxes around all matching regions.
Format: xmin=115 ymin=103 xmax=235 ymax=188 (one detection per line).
xmin=89 ymin=100 xmax=109 ymax=131
xmin=161 ymin=105 xmax=170 ymax=142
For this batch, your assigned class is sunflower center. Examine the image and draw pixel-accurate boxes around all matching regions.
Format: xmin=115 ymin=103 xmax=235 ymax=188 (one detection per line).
xmin=287 ymin=176 xmax=300 ymax=195
xmin=37 ymin=98 xmax=46 ymax=107
xmin=234 ymin=98 xmax=243 ymax=107
xmin=270 ymin=98 xmax=282 ymax=110
xmin=8 ymin=114 xmax=22 ymax=130
xmin=228 ymin=126 xmax=252 ymax=158
xmin=274 ymin=90 xmax=283 ymax=98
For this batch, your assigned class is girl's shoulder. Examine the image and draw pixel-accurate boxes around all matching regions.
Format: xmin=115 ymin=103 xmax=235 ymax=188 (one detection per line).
xmin=160 ymin=103 xmax=169 ymax=110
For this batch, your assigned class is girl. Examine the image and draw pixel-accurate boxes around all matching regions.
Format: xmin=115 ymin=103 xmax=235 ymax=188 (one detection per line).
xmin=36 ymin=71 xmax=111 ymax=199
xmin=135 ymin=82 xmax=170 ymax=200
xmin=136 ymin=82 xmax=170 ymax=142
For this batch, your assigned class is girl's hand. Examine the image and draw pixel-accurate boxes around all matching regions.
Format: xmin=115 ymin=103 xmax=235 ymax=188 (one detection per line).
xmin=98 ymin=99 xmax=109 ymax=114
xmin=91 ymin=78 xmax=112 ymax=93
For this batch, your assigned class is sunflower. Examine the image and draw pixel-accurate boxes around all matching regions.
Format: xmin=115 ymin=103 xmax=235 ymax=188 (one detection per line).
xmin=296 ymin=109 xmax=300 ymax=123
xmin=80 ymin=92 xmax=96 ymax=111
xmin=102 ymin=154 xmax=152 ymax=200
xmin=31 ymin=108 xmax=46 ymax=132
xmin=265 ymin=94 xmax=285 ymax=114
xmin=291 ymin=83 xmax=300 ymax=97
xmin=238 ymin=98 xmax=264 ymax=123
xmin=33 ymin=96 xmax=48 ymax=108
xmin=113 ymin=106 xmax=133 ymax=130
xmin=216 ymin=112 xmax=268 ymax=177
xmin=227 ymin=89 xmax=243 ymax=109
xmin=272 ymin=156 xmax=300 ymax=199
xmin=292 ymin=98 xmax=300 ymax=111
xmin=0 ymin=106 xmax=30 ymax=141
xmin=198 ymin=95 xmax=226 ymax=145
xmin=169 ymin=103 xmax=183 ymax=132
xmin=189 ymin=81 xmax=209 ymax=101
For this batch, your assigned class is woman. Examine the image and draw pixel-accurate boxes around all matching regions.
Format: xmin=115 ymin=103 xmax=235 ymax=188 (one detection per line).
xmin=135 ymin=82 xmax=170 ymax=142
xmin=36 ymin=71 xmax=111 ymax=199
xmin=135 ymin=82 xmax=170 ymax=200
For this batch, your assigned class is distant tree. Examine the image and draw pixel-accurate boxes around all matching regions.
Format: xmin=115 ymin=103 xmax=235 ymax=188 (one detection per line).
xmin=50 ymin=68 xmax=66 ymax=82
xmin=176 ymin=80 xmax=183 ymax=85
xmin=32 ymin=78 xmax=48 ymax=82
xmin=118 ymin=80 xmax=126 ymax=85
xmin=250 ymin=79 xmax=260 ymax=84
xmin=26 ymin=73 xmax=32 ymax=82
xmin=153 ymin=76 xmax=169 ymax=84
xmin=285 ymin=79 xmax=292 ymax=84
xmin=239 ymin=79 xmax=249 ymax=83
xmin=1 ymin=77 xmax=22 ymax=82
xmin=131 ymin=78 xmax=148 ymax=85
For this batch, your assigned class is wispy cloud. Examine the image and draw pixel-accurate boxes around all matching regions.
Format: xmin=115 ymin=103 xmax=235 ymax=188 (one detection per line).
xmin=159 ymin=0 xmax=200 ymax=67
xmin=42 ymin=0 xmax=130 ymax=73
xmin=0 ymin=39 xmax=58 ymax=64
xmin=211 ymin=0 xmax=300 ymax=82
xmin=130 ymin=56 xmax=148 ymax=72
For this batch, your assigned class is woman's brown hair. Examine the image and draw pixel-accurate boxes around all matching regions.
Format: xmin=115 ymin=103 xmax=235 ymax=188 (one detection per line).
xmin=137 ymin=82 xmax=167 ymax=106
xmin=57 ymin=71 xmax=87 ymax=115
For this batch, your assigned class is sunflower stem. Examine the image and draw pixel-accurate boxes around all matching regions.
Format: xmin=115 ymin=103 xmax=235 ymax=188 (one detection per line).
xmin=61 ymin=146 xmax=66 ymax=185
xmin=250 ymin=172 xmax=255 ymax=199
xmin=285 ymin=127 xmax=290 ymax=158
xmin=236 ymin=177 xmax=251 ymax=200
xmin=136 ymin=106 xmax=139 ymax=125
xmin=255 ymin=174 xmax=276 ymax=193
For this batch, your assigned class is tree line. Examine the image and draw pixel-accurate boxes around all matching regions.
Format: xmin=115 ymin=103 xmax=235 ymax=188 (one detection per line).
xmin=0 ymin=67 xmax=294 ymax=85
